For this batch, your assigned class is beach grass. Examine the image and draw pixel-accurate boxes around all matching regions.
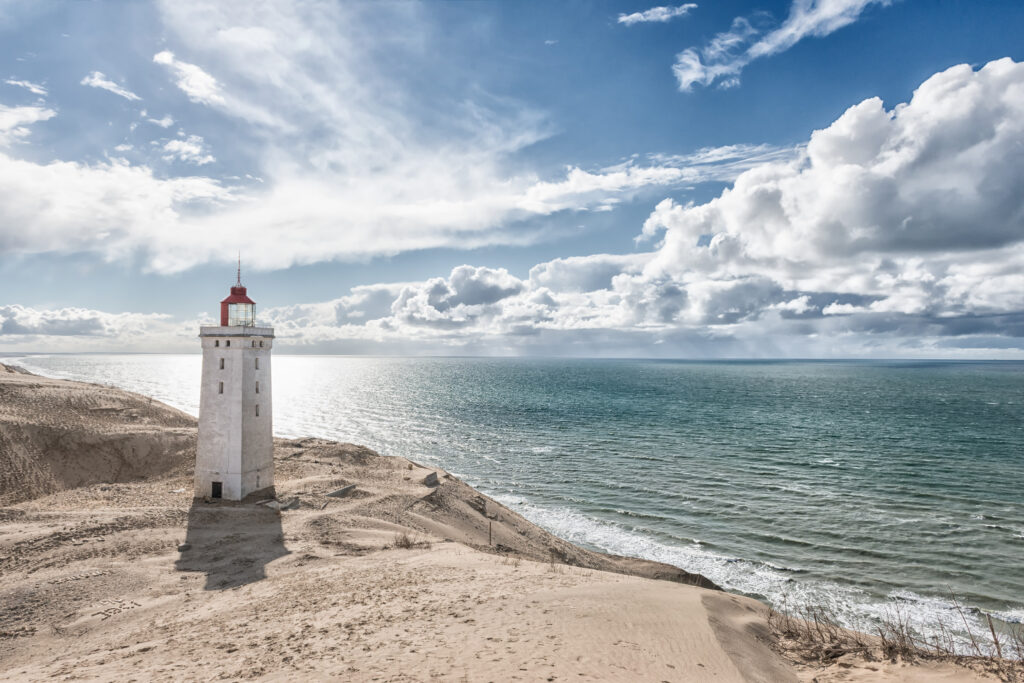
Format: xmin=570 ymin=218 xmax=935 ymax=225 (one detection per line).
xmin=768 ymin=596 xmax=1024 ymax=682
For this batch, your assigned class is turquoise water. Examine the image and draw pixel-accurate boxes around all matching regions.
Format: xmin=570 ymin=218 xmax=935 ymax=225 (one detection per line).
xmin=7 ymin=354 xmax=1023 ymax=644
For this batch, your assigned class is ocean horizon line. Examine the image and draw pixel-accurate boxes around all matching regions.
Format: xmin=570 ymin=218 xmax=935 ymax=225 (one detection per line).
xmin=3 ymin=351 xmax=1024 ymax=364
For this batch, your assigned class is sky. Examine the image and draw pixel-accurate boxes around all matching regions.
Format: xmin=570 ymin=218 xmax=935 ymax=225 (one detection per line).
xmin=1 ymin=0 xmax=1023 ymax=357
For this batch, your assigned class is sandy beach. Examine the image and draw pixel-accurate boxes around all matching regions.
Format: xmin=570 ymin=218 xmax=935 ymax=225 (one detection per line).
xmin=0 ymin=364 xmax=1008 ymax=682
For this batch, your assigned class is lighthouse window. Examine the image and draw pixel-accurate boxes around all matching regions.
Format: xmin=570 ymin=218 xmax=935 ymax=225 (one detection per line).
xmin=255 ymin=381 xmax=260 ymax=394
xmin=219 ymin=358 xmax=224 ymax=370
xmin=255 ymin=358 xmax=260 ymax=370
xmin=215 ymin=340 xmax=219 ymax=347
xmin=228 ymin=302 xmax=254 ymax=327
xmin=218 ymin=381 xmax=224 ymax=394
xmin=226 ymin=340 xmax=230 ymax=347
xmin=255 ymin=405 xmax=260 ymax=417
xmin=251 ymin=340 xmax=256 ymax=348
xmin=260 ymin=341 xmax=264 ymax=347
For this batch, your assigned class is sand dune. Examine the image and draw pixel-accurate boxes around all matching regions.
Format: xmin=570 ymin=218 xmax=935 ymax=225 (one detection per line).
xmin=0 ymin=364 xmax=195 ymax=504
xmin=0 ymin=363 xmax=1002 ymax=681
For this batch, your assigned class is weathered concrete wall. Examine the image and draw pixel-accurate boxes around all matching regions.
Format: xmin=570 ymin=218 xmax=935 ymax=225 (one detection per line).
xmin=195 ymin=326 xmax=274 ymax=500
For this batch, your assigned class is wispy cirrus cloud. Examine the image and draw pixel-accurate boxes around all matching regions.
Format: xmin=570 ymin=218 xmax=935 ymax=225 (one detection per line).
xmin=0 ymin=93 xmax=753 ymax=273
xmin=674 ymin=0 xmax=890 ymax=91
xmin=618 ymin=3 xmax=697 ymax=26
xmin=141 ymin=110 xmax=174 ymax=128
xmin=0 ymin=0 xmax=917 ymax=295
xmin=1 ymin=0 xmax=773 ymax=274
xmin=0 ymin=73 xmax=793 ymax=274
xmin=152 ymin=48 xmax=284 ymax=129
xmin=646 ymin=142 xmax=800 ymax=182
xmin=4 ymin=78 xmax=47 ymax=96
xmin=152 ymin=50 xmax=224 ymax=107
xmin=80 ymin=70 xmax=141 ymax=101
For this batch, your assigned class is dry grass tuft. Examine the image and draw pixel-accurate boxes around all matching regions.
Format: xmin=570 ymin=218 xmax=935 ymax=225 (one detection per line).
xmin=547 ymin=548 xmax=564 ymax=574
xmin=767 ymin=595 xmax=1024 ymax=682
xmin=500 ymin=554 xmax=522 ymax=568
xmin=391 ymin=530 xmax=431 ymax=550
xmin=768 ymin=604 xmax=872 ymax=664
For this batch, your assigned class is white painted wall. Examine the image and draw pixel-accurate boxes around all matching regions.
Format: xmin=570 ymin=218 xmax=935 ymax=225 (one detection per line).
xmin=195 ymin=325 xmax=274 ymax=500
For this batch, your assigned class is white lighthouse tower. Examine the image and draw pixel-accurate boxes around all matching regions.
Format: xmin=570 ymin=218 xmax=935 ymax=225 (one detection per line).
xmin=195 ymin=263 xmax=275 ymax=501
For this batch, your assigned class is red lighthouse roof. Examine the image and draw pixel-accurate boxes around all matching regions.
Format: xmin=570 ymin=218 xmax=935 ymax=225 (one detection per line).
xmin=221 ymin=286 xmax=255 ymax=305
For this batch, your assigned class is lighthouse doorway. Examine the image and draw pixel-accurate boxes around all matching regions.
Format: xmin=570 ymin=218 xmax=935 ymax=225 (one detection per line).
xmin=211 ymin=482 xmax=223 ymax=499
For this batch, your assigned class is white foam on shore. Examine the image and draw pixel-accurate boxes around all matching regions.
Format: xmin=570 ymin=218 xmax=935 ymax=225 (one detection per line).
xmin=491 ymin=494 xmax=1011 ymax=655
xmin=991 ymin=608 xmax=1024 ymax=624
xmin=7 ymin=356 xmax=50 ymax=374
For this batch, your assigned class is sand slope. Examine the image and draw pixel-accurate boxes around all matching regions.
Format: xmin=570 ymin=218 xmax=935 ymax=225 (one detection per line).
xmin=0 ymin=365 xmax=1000 ymax=681
xmin=0 ymin=364 xmax=195 ymax=504
xmin=1 ymin=484 xmax=770 ymax=681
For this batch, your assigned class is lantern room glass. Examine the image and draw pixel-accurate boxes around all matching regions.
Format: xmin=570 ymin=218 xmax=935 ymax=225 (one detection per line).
xmin=228 ymin=303 xmax=254 ymax=326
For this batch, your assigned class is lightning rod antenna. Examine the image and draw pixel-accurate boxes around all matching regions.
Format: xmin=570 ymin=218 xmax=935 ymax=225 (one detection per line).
xmin=236 ymin=252 xmax=241 ymax=287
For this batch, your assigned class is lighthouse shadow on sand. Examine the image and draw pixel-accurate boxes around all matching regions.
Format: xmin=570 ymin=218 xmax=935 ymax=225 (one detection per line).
xmin=175 ymin=499 xmax=290 ymax=590
xmin=179 ymin=267 xmax=286 ymax=590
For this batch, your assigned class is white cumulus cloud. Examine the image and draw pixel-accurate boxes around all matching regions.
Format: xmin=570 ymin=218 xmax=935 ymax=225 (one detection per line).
xmin=0 ymin=103 xmax=55 ymax=146
xmin=293 ymin=58 xmax=1024 ymax=354
xmin=639 ymin=58 xmax=1024 ymax=331
xmin=529 ymin=254 xmax=651 ymax=293
xmin=162 ymin=134 xmax=215 ymax=165
xmin=0 ymin=305 xmax=184 ymax=353
xmin=0 ymin=153 xmax=230 ymax=258
xmin=391 ymin=266 xmax=526 ymax=329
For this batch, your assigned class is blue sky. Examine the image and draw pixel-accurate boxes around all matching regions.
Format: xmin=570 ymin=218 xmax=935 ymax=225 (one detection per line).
xmin=1 ymin=0 xmax=1023 ymax=356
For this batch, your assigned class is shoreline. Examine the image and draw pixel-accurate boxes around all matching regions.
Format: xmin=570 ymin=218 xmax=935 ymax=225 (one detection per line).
xmin=9 ymin=354 xmax=1024 ymax=638
xmin=0 ymin=362 xmax=1017 ymax=681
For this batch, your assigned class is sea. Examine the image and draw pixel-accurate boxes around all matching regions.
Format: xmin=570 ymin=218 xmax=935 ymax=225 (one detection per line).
xmin=6 ymin=354 xmax=1023 ymax=647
